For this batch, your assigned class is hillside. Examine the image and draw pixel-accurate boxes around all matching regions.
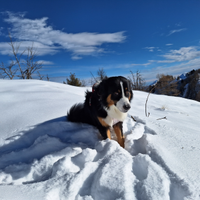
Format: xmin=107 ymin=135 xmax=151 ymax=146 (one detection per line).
xmin=149 ymin=69 xmax=200 ymax=102
xmin=177 ymin=69 xmax=200 ymax=101
xmin=0 ymin=79 xmax=200 ymax=200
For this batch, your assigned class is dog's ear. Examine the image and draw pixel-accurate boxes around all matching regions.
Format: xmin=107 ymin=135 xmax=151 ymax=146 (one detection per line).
xmin=127 ymin=79 xmax=133 ymax=101
xmin=127 ymin=79 xmax=133 ymax=90
xmin=94 ymin=78 xmax=107 ymax=96
xmin=129 ymin=89 xmax=133 ymax=101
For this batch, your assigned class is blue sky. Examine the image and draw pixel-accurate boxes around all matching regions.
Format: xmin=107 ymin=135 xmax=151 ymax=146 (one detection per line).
xmin=0 ymin=0 xmax=200 ymax=84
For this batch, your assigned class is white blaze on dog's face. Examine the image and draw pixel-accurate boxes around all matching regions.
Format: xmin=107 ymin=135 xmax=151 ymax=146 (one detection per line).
xmin=116 ymin=81 xmax=131 ymax=113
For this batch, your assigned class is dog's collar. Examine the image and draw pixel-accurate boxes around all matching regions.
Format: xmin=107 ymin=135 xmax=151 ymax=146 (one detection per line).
xmin=92 ymin=83 xmax=96 ymax=93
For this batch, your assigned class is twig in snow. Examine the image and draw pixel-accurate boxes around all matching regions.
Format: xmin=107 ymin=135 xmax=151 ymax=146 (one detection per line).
xmin=156 ymin=116 xmax=167 ymax=120
xmin=131 ymin=116 xmax=137 ymax=122
xmin=145 ymin=86 xmax=156 ymax=117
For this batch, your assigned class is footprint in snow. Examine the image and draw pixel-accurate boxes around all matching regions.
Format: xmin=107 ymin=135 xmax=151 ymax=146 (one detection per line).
xmin=0 ymin=115 xmax=192 ymax=200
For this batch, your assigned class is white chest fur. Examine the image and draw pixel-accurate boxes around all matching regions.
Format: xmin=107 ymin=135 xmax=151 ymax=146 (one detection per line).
xmin=102 ymin=105 xmax=127 ymax=127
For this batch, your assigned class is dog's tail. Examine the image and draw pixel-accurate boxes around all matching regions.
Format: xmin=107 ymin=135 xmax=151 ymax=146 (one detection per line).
xmin=67 ymin=103 xmax=85 ymax=123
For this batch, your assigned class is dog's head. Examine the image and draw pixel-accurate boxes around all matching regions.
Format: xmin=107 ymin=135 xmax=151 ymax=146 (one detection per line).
xmin=95 ymin=76 xmax=133 ymax=113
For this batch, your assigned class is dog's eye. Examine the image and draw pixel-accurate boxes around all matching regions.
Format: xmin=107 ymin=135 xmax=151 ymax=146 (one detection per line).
xmin=114 ymin=92 xmax=119 ymax=96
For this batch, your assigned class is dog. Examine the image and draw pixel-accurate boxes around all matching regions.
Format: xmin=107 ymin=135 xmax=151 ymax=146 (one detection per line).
xmin=67 ymin=76 xmax=133 ymax=147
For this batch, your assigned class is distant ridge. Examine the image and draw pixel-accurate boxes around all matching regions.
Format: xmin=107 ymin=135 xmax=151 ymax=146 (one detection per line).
xmin=148 ymin=69 xmax=200 ymax=102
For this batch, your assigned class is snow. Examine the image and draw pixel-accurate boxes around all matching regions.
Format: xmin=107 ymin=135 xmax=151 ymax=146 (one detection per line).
xmin=0 ymin=79 xmax=200 ymax=200
xmin=149 ymin=80 xmax=158 ymax=86
xmin=179 ymin=73 xmax=187 ymax=80
xmin=183 ymin=83 xmax=189 ymax=98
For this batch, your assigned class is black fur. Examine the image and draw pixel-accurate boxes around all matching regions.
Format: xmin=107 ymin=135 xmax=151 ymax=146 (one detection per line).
xmin=67 ymin=76 xmax=133 ymax=141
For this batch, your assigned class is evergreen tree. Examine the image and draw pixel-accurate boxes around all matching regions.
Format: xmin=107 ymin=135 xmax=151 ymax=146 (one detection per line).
xmin=64 ymin=73 xmax=82 ymax=86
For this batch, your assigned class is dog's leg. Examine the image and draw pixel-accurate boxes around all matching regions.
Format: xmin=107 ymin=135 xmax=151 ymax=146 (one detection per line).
xmin=113 ymin=122 xmax=124 ymax=148
xmin=106 ymin=129 xmax=111 ymax=139
xmin=98 ymin=117 xmax=111 ymax=139
xmin=98 ymin=127 xmax=110 ymax=140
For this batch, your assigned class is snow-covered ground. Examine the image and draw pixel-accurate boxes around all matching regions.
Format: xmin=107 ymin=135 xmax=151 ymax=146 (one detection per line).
xmin=0 ymin=79 xmax=200 ymax=200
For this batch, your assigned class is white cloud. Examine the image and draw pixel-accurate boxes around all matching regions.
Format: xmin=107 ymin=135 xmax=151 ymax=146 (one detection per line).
xmin=37 ymin=60 xmax=54 ymax=65
xmin=167 ymin=28 xmax=187 ymax=36
xmin=135 ymin=46 xmax=200 ymax=83
xmin=147 ymin=46 xmax=200 ymax=64
xmin=175 ymin=23 xmax=181 ymax=27
xmin=144 ymin=47 xmax=161 ymax=52
xmin=166 ymin=43 xmax=173 ymax=46
xmin=71 ymin=55 xmax=83 ymax=60
xmin=131 ymin=62 xmax=151 ymax=67
xmin=161 ymin=46 xmax=200 ymax=62
xmin=143 ymin=57 xmax=200 ymax=83
xmin=144 ymin=47 xmax=155 ymax=52
xmin=0 ymin=41 xmax=59 ymax=56
xmin=1 ymin=12 xmax=126 ymax=59
xmin=157 ymin=60 xmax=175 ymax=63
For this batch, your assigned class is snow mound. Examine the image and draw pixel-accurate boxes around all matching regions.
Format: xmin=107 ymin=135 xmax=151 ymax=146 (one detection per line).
xmin=0 ymin=80 xmax=200 ymax=200
xmin=0 ymin=116 xmax=194 ymax=200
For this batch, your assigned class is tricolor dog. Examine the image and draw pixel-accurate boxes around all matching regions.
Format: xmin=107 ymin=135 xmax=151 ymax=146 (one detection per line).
xmin=67 ymin=76 xmax=133 ymax=147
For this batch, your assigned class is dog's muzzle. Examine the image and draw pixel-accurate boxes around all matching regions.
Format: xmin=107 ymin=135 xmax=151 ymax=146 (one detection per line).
xmin=116 ymin=98 xmax=131 ymax=113
xmin=123 ymin=103 xmax=131 ymax=112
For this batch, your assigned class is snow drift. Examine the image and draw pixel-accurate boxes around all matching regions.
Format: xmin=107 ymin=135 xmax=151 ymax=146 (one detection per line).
xmin=0 ymin=79 xmax=200 ymax=200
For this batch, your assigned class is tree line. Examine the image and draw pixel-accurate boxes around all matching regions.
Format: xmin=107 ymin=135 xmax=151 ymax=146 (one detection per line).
xmin=65 ymin=68 xmax=200 ymax=103
xmin=1 ymin=33 xmax=199 ymax=102
xmin=64 ymin=68 xmax=147 ymax=91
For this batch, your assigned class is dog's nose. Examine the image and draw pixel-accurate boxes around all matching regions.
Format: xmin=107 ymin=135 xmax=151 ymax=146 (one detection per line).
xmin=123 ymin=104 xmax=131 ymax=111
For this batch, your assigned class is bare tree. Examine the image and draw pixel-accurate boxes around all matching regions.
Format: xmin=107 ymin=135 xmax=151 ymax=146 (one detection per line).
xmin=80 ymin=79 xmax=87 ymax=87
xmin=0 ymin=32 xmax=43 ymax=80
xmin=37 ymin=71 xmax=44 ymax=80
xmin=129 ymin=70 xmax=146 ymax=91
xmin=97 ymin=68 xmax=107 ymax=81
xmin=89 ymin=77 xmax=96 ymax=86
xmin=8 ymin=32 xmax=26 ymax=79
xmin=90 ymin=68 xmax=107 ymax=86
xmin=0 ymin=61 xmax=18 ymax=79
xmin=21 ymin=45 xmax=43 ymax=79
xmin=37 ymin=71 xmax=50 ymax=81
xmin=46 ymin=74 xmax=50 ymax=81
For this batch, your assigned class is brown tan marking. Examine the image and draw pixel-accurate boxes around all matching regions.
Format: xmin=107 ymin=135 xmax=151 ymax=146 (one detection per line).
xmin=106 ymin=129 xmax=111 ymax=139
xmin=98 ymin=117 xmax=111 ymax=139
xmin=113 ymin=124 xmax=124 ymax=148
xmin=129 ymin=91 xmax=132 ymax=100
xmin=125 ymin=91 xmax=131 ymax=100
xmin=106 ymin=94 xmax=115 ymax=107
xmin=98 ymin=117 xmax=109 ymax=127
xmin=125 ymin=87 xmax=132 ymax=100
xmin=97 ymin=117 xmax=111 ymax=139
